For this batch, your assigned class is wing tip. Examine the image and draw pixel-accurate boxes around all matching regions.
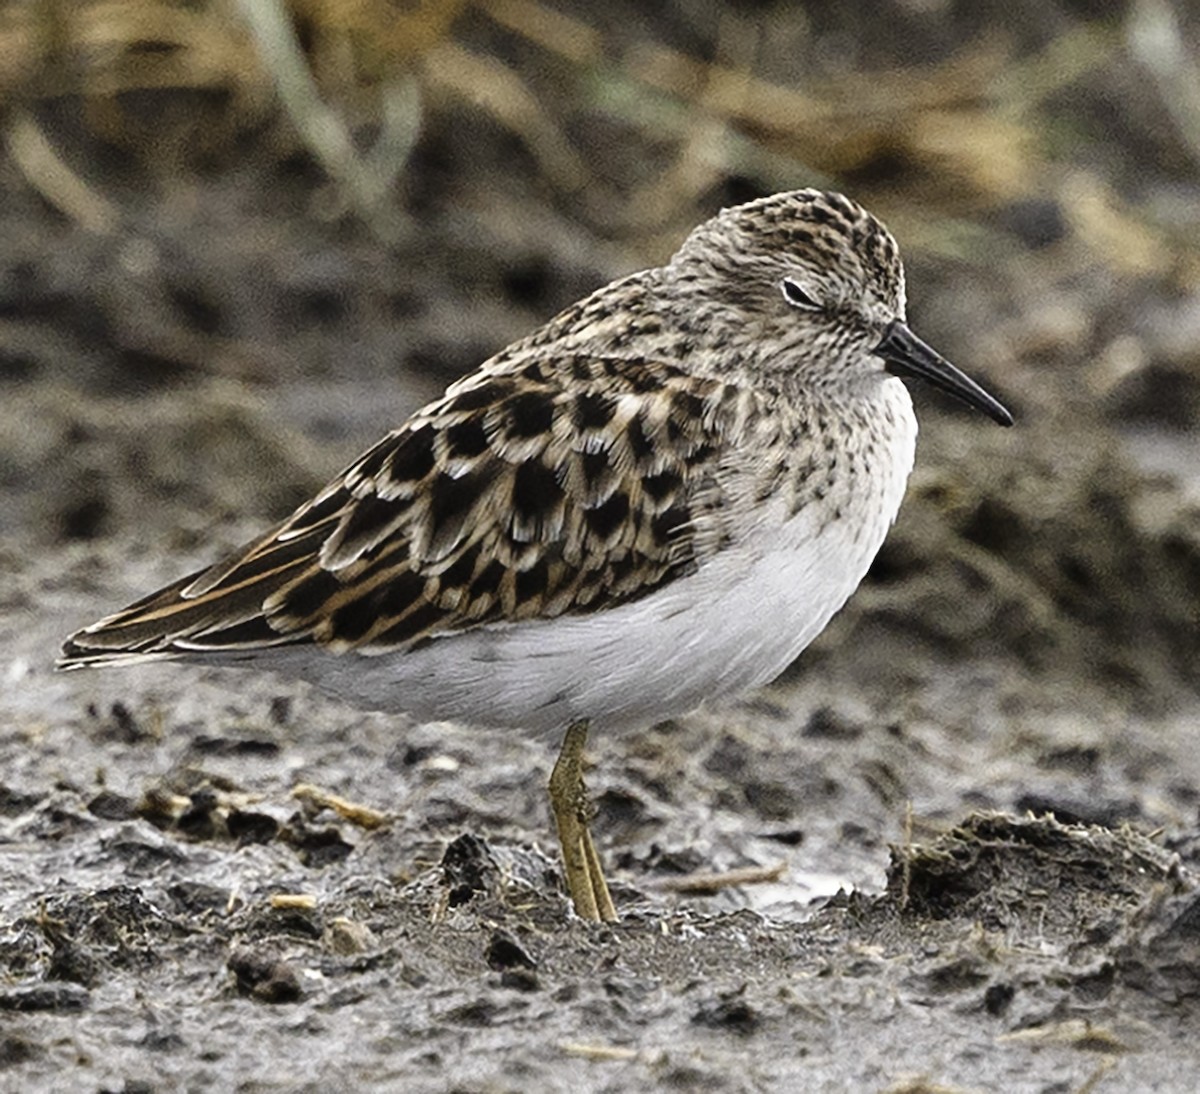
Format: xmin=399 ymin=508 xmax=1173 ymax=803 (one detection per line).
xmin=57 ymin=612 xmax=309 ymax=671
xmin=55 ymin=634 xmax=177 ymax=672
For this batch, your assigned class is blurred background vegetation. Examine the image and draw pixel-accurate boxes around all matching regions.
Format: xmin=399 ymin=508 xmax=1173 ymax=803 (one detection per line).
xmin=1 ymin=0 xmax=1198 ymax=704
xmin=2 ymin=0 xmax=1200 ymax=390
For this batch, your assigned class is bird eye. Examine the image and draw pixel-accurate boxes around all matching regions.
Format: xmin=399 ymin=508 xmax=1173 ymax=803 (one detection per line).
xmin=781 ymin=277 xmax=821 ymax=310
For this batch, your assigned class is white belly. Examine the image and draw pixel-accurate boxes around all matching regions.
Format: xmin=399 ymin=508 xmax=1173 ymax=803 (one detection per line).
xmin=275 ymin=381 xmax=918 ymax=734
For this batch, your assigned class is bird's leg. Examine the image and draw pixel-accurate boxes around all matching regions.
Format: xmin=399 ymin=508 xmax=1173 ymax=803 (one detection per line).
xmin=547 ymin=719 xmax=617 ymax=923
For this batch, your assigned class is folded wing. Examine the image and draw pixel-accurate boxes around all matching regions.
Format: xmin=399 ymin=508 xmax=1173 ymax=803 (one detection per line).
xmin=59 ymin=355 xmax=746 ymax=667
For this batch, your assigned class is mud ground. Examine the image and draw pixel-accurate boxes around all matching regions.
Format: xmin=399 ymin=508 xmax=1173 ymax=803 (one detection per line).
xmin=4 ymin=3 xmax=1200 ymax=1091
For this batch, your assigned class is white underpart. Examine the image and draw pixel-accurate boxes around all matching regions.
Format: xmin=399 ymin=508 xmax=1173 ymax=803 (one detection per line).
xmin=267 ymin=378 xmax=919 ymax=736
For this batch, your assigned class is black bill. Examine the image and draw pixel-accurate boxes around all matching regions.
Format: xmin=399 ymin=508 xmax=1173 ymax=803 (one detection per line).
xmin=874 ymin=320 xmax=1013 ymax=427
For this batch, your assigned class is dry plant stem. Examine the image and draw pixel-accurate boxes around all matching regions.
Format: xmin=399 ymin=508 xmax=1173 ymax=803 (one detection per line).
xmin=235 ymin=0 xmax=416 ymax=239
xmin=292 ymin=782 xmax=389 ymax=829
xmin=6 ymin=110 xmax=117 ymax=233
xmin=652 ymin=861 xmax=786 ymax=895
xmin=548 ymin=720 xmax=617 ymax=923
xmin=559 ymin=1042 xmax=641 ymax=1062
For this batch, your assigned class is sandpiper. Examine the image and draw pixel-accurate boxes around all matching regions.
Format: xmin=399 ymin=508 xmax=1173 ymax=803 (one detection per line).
xmin=59 ymin=189 xmax=1012 ymax=921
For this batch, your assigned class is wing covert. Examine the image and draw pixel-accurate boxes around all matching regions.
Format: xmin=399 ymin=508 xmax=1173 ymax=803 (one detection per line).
xmin=60 ymin=354 xmax=750 ymax=663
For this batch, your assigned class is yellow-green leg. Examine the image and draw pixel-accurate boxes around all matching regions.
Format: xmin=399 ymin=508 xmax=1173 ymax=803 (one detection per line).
xmin=547 ymin=720 xmax=617 ymax=923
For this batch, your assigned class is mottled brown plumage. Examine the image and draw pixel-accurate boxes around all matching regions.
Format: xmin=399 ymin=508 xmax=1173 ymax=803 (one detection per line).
xmin=60 ymin=356 xmax=789 ymax=660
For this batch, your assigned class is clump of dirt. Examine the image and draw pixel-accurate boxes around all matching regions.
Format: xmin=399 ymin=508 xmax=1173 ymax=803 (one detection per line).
xmin=883 ymin=811 xmax=1179 ymax=931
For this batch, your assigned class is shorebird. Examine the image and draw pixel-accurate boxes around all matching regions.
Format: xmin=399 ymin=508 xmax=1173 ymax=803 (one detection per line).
xmin=60 ymin=190 xmax=1012 ymax=921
